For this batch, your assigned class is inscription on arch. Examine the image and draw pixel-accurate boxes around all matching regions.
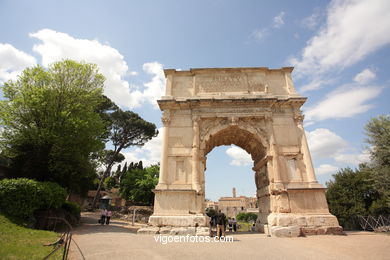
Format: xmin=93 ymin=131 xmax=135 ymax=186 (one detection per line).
xmin=195 ymin=73 xmax=266 ymax=94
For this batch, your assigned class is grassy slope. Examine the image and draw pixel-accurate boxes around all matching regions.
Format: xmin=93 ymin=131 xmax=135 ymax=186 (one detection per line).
xmin=0 ymin=214 xmax=62 ymax=259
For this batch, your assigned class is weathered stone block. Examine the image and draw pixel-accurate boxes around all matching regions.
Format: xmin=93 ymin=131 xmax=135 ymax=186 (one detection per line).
xmin=137 ymin=227 xmax=160 ymax=235
xmin=325 ymin=226 xmax=344 ymax=235
xmin=296 ymin=216 xmax=307 ymax=226
xmin=278 ymin=215 xmax=297 ymax=227
xmin=301 ymin=226 xmax=344 ymax=236
xmin=159 ymin=227 xmax=172 ymax=234
xmin=170 ymin=227 xmax=196 ymax=235
xmin=196 ymin=227 xmax=210 ymax=236
xmin=270 ymin=226 xmax=300 ymax=237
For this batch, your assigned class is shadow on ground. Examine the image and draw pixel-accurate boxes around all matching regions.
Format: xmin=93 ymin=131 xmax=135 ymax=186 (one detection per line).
xmin=74 ymin=213 xmax=140 ymax=235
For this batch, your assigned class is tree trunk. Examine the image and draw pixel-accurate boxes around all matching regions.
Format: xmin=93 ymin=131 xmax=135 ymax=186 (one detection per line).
xmin=91 ymin=149 xmax=122 ymax=210
xmin=91 ymin=165 xmax=112 ymax=210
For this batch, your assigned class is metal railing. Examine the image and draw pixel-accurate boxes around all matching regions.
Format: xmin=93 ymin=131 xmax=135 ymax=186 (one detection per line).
xmin=42 ymin=217 xmax=81 ymax=260
xmin=357 ymin=215 xmax=390 ymax=231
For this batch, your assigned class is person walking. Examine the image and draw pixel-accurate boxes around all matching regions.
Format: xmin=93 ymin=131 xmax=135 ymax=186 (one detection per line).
xmin=106 ymin=210 xmax=112 ymax=225
xmin=100 ymin=209 xmax=107 ymax=225
xmin=232 ymin=218 xmax=237 ymax=232
xmin=228 ymin=218 xmax=233 ymax=232
xmin=215 ymin=210 xmax=226 ymax=238
xmin=209 ymin=215 xmax=217 ymax=237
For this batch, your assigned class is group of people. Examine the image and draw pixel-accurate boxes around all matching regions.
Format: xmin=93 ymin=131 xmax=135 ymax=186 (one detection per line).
xmin=209 ymin=210 xmax=237 ymax=238
xmin=99 ymin=208 xmax=112 ymax=225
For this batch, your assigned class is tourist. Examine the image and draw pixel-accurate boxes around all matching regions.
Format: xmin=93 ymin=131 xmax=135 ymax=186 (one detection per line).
xmin=228 ymin=218 xmax=233 ymax=232
xmin=251 ymin=223 xmax=256 ymax=232
xmin=232 ymin=218 xmax=237 ymax=232
xmin=106 ymin=209 xmax=112 ymax=225
xmin=209 ymin=215 xmax=217 ymax=237
xmin=215 ymin=210 xmax=226 ymax=238
xmin=99 ymin=209 xmax=107 ymax=225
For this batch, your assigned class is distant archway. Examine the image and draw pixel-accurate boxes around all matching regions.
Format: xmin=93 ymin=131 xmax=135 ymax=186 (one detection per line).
xmin=140 ymin=67 xmax=342 ymax=237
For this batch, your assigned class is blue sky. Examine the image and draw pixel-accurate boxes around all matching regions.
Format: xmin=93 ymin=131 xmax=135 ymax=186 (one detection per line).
xmin=1 ymin=0 xmax=389 ymax=201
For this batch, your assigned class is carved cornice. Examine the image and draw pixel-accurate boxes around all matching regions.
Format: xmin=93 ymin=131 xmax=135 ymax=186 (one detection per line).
xmin=293 ymin=110 xmax=305 ymax=125
xmin=161 ymin=110 xmax=171 ymax=126
xmin=157 ymin=97 xmax=306 ymax=110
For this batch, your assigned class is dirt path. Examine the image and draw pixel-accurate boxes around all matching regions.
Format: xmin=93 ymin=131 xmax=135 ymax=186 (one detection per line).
xmin=69 ymin=213 xmax=390 ymax=260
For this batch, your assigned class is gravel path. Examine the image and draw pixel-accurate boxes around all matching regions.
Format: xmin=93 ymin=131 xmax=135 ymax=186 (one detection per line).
xmin=69 ymin=212 xmax=390 ymax=260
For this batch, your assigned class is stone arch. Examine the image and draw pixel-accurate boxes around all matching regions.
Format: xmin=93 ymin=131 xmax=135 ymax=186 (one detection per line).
xmin=141 ymin=67 xmax=342 ymax=237
xmin=203 ymin=125 xmax=265 ymax=161
xmin=200 ymin=121 xmax=269 ymax=159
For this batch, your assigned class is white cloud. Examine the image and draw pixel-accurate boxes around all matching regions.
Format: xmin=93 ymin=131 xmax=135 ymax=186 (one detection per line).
xmin=30 ymin=29 xmax=142 ymax=109
xmin=250 ymin=28 xmax=268 ymax=41
xmin=249 ymin=11 xmax=285 ymax=42
xmin=307 ymin=129 xmax=371 ymax=169
xmin=273 ymin=11 xmax=285 ymax=28
xmin=142 ymin=62 xmax=166 ymax=108
xmin=334 ymin=150 xmax=370 ymax=165
xmin=119 ymin=127 xmax=163 ymax=167
xmin=354 ymin=68 xmax=376 ymax=84
xmin=226 ymin=146 xmax=252 ymax=166
xmin=315 ymin=164 xmax=339 ymax=175
xmin=301 ymin=9 xmax=322 ymax=30
xmin=290 ymin=0 xmax=390 ymax=79
xmin=0 ymin=43 xmax=36 ymax=84
xmin=306 ymin=128 xmax=347 ymax=160
xmin=29 ymin=29 xmax=165 ymax=109
xmin=305 ymin=85 xmax=382 ymax=122
xmin=300 ymin=77 xmax=335 ymax=92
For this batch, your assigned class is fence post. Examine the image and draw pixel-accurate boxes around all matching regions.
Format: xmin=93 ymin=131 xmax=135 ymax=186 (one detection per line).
xmin=132 ymin=209 xmax=136 ymax=226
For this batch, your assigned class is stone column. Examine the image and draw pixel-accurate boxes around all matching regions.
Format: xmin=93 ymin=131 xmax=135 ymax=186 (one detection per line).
xmin=165 ymin=74 xmax=173 ymax=97
xmin=192 ymin=116 xmax=201 ymax=192
xmin=295 ymin=114 xmax=317 ymax=183
xmin=269 ymin=135 xmax=282 ymax=183
xmin=157 ymin=110 xmax=170 ymax=188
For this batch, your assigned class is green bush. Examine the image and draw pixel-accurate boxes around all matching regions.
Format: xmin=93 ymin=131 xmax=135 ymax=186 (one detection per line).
xmin=205 ymin=207 xmax=217 ymax=217
xmin=62 ymin=201 xmax=81 ymax=218
xmin=236 ymin=212 xmax=258 ymax=222
xmin=0 ymin=178 xmax=66 ymax=220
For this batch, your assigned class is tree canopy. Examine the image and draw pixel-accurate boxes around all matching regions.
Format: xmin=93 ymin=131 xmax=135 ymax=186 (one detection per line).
xmin=0 ymin=60 xmax=107 ymax=194
xmin=119 ymin=163 xmax=159 ymax=206
xmin=325 ymin=166 xmax=387 ymax=230
xmin=365 ymin=115 xmax=390 ymax=204
xmin=326 ymin=115 xmax=390 ymax=230
xmin=91 ymin=109 xmax=158 ymax=208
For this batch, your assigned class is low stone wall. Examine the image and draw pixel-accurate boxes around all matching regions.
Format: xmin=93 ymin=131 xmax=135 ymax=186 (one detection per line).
xmin=138 ymin=226 xmax=210 ymax=236
xmin=256 ymin=213 xmax=344 ymax=237
xmin=112 ymin=206 xmax=153 ymax=223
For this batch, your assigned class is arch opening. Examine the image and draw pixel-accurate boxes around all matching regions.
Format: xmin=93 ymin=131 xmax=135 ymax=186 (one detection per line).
xmin=204 ymin=144 xmax=258 ymax=231
xmin=201 ymin=126 xmax=268 ymax=232
xmin=203 ymin=125 xmax=266 ymax=164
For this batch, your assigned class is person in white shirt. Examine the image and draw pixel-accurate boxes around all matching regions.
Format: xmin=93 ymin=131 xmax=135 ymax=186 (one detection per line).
xmin=106 ymin=210 xmax=112 ymax=225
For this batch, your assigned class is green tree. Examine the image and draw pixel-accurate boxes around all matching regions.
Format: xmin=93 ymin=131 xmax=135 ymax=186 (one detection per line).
xmin=0 ymin=60 xmax=107 ymax=194
xmin=119 ymin=163 xmax=159 ymax=205
xmin=236 ymin=212 xmax=258 ymax=222
xmin=104 ymin=176 xmax=117 ymax=190
xmin=94 ymin=150 xmax=125 ymax=175
xmin=365 ymin=115 xmax=390 ymax=206
xmin=92 ymin=110 xmax=158 ymax=208
xmin=325 ymin=166 xmax=389 ymax=230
